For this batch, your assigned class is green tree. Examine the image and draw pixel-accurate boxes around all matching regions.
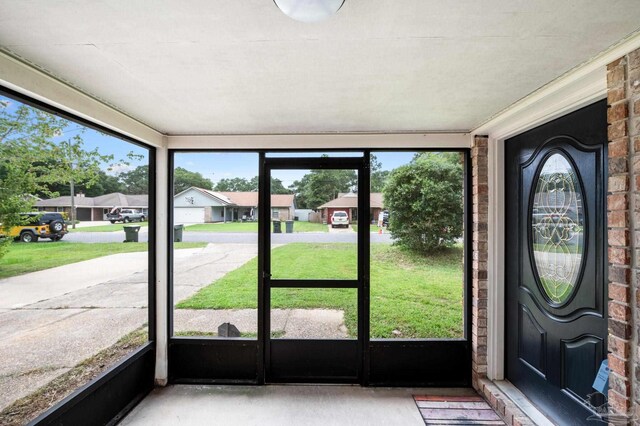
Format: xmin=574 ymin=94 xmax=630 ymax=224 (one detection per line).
xmin=46 ymin=169 xmax=124 ymax=197
xmin=288 ymin=174 xmax=311 ymax=208
xmin=370 ymin=154 xmax=390 ymax=192
xmin=53 ymin=136 xmax=114 ymax=227
xmin=289 ymin=169 xmax=357 ymax=209
xmin=0 ymin=99 xmax=113 ymax=250
xmin=214 ymin=177 xmax=255 ymax=192
xmin=383 ymin=152 xmax=463 ymax=253
xmin=84 ymin=171 xmax=124 ymax=196
xmin=174 ymin=167 xmax=213 ymax=194
xmin=269 ymin=177 xmax=291 ymax=194
xmin=213 ymin=176 xmax=291 ymax=194
xmin=120 ymin=165 xmax=149 ymax=194
xmin=0 ymin=104 xmax=55 ymax=256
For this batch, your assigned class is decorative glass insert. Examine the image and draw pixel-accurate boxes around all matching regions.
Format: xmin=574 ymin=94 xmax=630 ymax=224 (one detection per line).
xmin=531 ymin=153 xmax=585 ymax=305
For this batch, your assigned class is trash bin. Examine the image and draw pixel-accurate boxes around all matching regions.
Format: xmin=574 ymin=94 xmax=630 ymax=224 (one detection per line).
xmin=273 ymin=221 xmax=282 ymax=233
xmin=123 ymin=225 xmax=140 ymax=243
xmin=174 ymin=224 xmax=184 ymax=242
xmin=285 ymin=220 xmax=294 ymax=233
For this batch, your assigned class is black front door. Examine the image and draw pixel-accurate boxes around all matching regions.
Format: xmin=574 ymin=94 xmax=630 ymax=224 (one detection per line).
xmin=505 ymin=100 xmax=607 ymax=423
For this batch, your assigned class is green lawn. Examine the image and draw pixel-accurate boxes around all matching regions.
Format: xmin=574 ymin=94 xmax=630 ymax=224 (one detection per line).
xmin=0 ymin=241 xmax=206 ymax=279
xmin=283 ymin=221 xmax=328 ymax=232
xmin=185 ymin=221 xmax=328 ymax=233
xmin=70 ymin=223 xmax=148 ymax=232
xmin=177 ymin=243 xmax=464 ymax=339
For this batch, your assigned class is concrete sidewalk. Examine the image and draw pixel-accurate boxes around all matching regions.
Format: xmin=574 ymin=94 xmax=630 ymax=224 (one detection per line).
xmin=0 ymin=244 xmax=255 ymax=411
xmin=0 ymin=251 xmax=151 ymax=309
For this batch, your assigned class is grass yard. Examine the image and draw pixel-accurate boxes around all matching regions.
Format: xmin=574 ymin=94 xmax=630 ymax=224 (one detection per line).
xmin=177 ymin=243 xmax=464 ymax=339
xmin=69 ymin=223 xmax=148 ymax=232
xmin=282 ymin=221 xmax=328 ymax=232
xmin=185 ymin=221 xmax=328 ymax=233
xmin=0 ymin=241 xmax=206 ymax=279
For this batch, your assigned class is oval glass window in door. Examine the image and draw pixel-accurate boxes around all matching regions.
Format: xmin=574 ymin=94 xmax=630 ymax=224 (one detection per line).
xmin=531 ymin=153 xmax=585 ymax=305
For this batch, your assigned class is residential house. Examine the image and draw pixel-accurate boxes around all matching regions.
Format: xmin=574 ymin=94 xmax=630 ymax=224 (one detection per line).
xmin=317 ymin=193 xmax=384 ymax=225
xmin=173 ymin=187 xmax=295 ymax=223
xmin=35 ymin=192 xmax=149 ymax=221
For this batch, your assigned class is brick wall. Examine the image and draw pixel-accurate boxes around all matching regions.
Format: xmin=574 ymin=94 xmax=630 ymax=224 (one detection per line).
xmin=607 ymin=47 xmax=640 ymax=421
xmin=471 ymin=135 xmax=489 ymax=390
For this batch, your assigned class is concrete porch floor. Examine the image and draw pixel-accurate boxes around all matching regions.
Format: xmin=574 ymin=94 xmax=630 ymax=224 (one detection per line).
xmin=120 ymin=385 xmax=479 ymax=425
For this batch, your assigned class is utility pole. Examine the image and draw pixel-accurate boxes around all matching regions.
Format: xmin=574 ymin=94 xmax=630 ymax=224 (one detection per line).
xmin=66 ymin=142 xmax=77 ymax=230
xmin=70 ymin=174 xmax=76 ymax=229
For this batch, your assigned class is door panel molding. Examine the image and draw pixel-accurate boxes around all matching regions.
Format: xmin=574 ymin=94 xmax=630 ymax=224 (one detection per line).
xmin=519 ymin=288 xmax=604 ymax=323
xmin=518 ymin=304 xmax=547 ymax=377
xmin=560 ymin=335 xmax=603 ymax=401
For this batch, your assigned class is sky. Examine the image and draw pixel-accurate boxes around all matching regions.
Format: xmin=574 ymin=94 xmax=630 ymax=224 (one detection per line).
xmin=1 ymin=95 xmax=149 ymax=175
xmin=174 ymin=151 xmax=417 ymax=188
xmin=2 ymin=94 xmax=425 ymax=187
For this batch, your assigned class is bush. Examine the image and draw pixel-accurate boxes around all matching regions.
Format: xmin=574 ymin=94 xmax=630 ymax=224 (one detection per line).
xmin=383 ymin=153 xmax=463 ymax=253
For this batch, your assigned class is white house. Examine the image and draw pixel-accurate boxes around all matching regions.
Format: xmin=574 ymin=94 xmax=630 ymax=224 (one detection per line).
xmin=173 ymin=187 xmax=295 ymax=223
xmin=173 ymin=187 xmax=231 ymax=223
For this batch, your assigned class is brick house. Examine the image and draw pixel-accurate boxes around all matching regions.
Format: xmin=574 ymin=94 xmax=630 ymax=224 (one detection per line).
xmin=317 ymin=192 xmax=384 ymax=225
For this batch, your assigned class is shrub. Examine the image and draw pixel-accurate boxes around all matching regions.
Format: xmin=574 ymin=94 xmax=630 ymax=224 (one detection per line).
xmin=383 ymin=152 xmax=463 ymax=253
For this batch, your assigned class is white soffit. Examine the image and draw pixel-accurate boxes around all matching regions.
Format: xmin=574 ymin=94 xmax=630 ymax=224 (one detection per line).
xmin=0 ymin=51 xmax=165 ymax=147
xmin=1 ymin=1 xmax=639 ymax=135
xmin=166 ymin=133 xmax=471 ymax=150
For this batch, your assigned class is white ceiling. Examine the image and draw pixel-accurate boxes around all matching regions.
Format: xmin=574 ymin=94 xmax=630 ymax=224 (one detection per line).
xmin=0 ymin=1 xmax=639 ymax=135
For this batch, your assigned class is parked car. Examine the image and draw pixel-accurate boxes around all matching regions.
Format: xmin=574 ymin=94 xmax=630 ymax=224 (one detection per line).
xmin=330 ymin=210 xmax=349 ymax=228
xmin=107 ymin=208 xmax=146 ymax=223
xmin=0 ymin=212 xmax=68 ymax=243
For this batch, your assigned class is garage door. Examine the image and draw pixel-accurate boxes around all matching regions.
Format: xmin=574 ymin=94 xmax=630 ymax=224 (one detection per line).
xmin=174 ymin=207 xmax=205 ymax=223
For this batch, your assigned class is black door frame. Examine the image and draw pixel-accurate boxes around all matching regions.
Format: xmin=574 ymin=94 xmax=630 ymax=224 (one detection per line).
xmin=168 ymin=148 xmax=471 ymax=387
xmin=260 ymin=154 xmax=369 ymax=383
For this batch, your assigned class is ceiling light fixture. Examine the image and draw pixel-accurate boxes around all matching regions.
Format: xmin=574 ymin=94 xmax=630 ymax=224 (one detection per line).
xmin=274 ymin=0 xmax=345 ymax=23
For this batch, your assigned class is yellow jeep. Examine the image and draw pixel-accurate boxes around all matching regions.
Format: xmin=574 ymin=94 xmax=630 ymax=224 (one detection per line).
xmin=1 ymin=212 xmax=68 ymax=243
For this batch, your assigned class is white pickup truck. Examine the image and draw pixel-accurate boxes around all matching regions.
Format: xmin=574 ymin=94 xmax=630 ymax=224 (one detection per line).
xmin=106 ymin=208 xmax=146 ymax=223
